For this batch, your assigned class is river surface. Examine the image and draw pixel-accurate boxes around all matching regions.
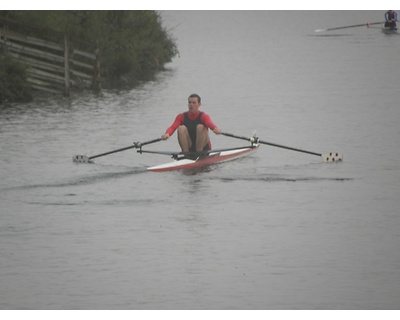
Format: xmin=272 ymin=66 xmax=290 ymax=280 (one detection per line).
xmin=1 ymin=11 xmax=399 ymax=310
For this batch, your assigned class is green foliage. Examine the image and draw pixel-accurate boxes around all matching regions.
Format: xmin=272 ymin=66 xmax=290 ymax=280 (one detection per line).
xmin=0 ymin=50 xmax=32 ymax=103
xmin=2 ymin=11 xmax=178 ymax=89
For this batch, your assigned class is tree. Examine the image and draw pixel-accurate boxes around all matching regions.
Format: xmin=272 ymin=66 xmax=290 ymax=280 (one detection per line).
xmin=2 ymin=11 xmax=178 ymax=89
xmin=0 ymin=50 xmax=32 ymax=103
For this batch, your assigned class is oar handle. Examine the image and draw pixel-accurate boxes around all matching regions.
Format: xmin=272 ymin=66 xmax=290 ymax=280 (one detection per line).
xmin=222 ymin=132 xmax=322 ymax=157
xmin=221 ymin=132 xmax=252 ymax=142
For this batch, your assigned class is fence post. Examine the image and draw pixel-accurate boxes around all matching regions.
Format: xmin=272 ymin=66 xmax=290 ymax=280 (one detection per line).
xmin=64 ymin=32 xmax=70 ymax=96
xmin=92 ymin=47 xmax=101 ymax=92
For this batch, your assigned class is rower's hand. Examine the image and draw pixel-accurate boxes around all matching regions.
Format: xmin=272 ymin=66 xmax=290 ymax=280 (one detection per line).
xmin=213 ymin=127 xmax=222 ymax=135
xmin=162 ymin=133 xmax=170 ymax=140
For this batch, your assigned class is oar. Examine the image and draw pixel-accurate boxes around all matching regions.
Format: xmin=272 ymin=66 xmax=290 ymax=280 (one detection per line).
xmin=73 ymin=138 xmax=162 ymax=163
xmin=314 ymin=21 xmax=384 ymax=32
xmin=221 ymin=132 xmax=343 ymax=162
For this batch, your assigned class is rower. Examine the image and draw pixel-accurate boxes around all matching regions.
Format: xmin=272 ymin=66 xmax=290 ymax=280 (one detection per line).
xmin=161 ymin=94 xmax=222 ymax=153
xmin=384 ymin=10 xmax=398 ymax=29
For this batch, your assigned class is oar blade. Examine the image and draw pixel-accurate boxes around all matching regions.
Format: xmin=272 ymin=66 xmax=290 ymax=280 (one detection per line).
xmin=73 ymin=155 xmax=94 ymax=164
xmin=321 ymin=152 xmax=343 ymax=162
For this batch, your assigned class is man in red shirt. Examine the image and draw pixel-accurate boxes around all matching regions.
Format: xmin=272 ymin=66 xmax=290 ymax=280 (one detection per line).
xmin=162 ymin=94 xmax=222 ymax=153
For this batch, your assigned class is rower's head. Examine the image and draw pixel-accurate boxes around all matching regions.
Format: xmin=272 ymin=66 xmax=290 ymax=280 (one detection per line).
xmin=188 ymin=94 xmax=201 ymax=113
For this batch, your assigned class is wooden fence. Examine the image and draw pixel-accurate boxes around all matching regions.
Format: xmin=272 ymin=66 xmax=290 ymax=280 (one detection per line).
xmin=0 ymin=18 xmax=101 ymax=96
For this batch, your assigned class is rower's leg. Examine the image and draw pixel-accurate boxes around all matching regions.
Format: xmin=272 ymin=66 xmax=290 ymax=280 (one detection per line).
xmin=177 ymin=125 xmax=191 ymax=152
xmin=196 ymin=124 xmax=210 ymax=152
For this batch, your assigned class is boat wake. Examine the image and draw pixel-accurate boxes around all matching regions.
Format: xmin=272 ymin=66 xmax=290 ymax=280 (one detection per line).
xmin=213 ymin=175 xmax=353 ymax=183
xmin=2 ymin=167 xmax=147 ymax=191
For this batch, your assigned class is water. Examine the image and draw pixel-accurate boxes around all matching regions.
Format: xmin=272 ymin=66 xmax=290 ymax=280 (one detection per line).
xmin=1 ymin=11 xmax=399 ymax=310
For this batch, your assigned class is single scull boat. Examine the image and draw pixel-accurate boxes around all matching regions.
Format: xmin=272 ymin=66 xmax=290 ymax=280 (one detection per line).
xmin=146 ymin=144 xmax=260 ymax=172
xmin=73 ymin=132 xmax=342 ymax=171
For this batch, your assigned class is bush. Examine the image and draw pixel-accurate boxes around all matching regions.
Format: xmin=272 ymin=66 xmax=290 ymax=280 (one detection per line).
xmin=0 ymin=50 xmax=32 ymax=103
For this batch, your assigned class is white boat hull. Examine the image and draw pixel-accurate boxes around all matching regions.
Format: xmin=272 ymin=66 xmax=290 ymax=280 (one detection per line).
xmin=147 ymin=144 xmax=259 ymax=172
